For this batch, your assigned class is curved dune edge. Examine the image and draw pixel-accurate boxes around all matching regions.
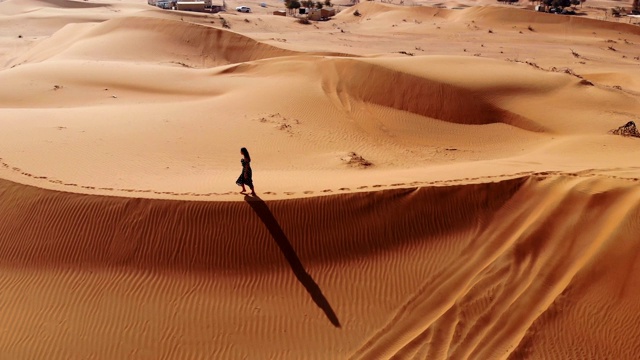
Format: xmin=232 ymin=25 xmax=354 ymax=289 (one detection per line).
xmin=318 ymin=58 xmax=545 ymax=132
xmin=1 ymin=175 xmax=640 ymax=358
xmin=9 ymin=15 xmax=299 ymax=67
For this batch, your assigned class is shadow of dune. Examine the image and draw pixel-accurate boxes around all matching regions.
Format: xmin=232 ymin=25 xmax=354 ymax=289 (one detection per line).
xmin=244 ymin=195 xmax=341 ymax=328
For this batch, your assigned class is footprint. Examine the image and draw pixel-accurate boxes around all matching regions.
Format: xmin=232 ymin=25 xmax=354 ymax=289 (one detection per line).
xmin=284 ymin=192 xmax=295 ymax=195
xmin=338 ymin=188 xmax=350 ymax=191
xmin=391 ymin=183 xmax=405 ymax=186
xmin=321 ymin=189 xmax=332 ymax=193
xmin=303 ymin=191 xmax=313 ymax=194
xmin=357 ymin=186 xmax=368 ymax=189
xmin=264 ymin=191 xmax=275 ymax=195
xmin=372 ymin=185 xmax=383 ymax=188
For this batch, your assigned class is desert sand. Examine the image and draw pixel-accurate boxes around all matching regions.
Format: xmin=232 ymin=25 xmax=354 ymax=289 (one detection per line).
xmin=1 ymin=0 xmax=640 ymax=358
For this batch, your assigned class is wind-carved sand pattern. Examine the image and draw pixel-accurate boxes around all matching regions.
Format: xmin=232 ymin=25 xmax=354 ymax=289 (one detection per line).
xmin=2 ymin=0 xmax=640 ymax=358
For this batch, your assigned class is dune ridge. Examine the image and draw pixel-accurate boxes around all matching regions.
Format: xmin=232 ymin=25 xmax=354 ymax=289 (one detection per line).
xmin=9 ymin=16 xmax=298 ymax=67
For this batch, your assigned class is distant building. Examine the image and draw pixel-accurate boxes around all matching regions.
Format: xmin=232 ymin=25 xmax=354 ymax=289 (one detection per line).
xmin=322 ymin=7 xmax=336 ymax=17
xmin=308 ymin=7 xmax=336 ymax=21
xmin=209 ymin=0 xmax=225 ymax=12
xmin=176 ymin=1 xmax=206 ymax=11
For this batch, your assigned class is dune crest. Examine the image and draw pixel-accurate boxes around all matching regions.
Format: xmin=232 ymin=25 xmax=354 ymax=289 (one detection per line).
xmin=9 ymin=16 xmax=297 ymax=67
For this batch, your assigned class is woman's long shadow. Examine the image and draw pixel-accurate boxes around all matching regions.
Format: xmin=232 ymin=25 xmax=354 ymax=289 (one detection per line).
xmin=244 ymin=195 xmax=341 ymax=328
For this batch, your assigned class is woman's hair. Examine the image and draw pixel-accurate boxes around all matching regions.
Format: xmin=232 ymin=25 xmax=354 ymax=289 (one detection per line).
xmin=241 ymin=147 xmax=251 ymax=161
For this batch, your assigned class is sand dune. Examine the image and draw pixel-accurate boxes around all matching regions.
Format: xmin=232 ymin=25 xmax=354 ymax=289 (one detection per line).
xmin=0 ymin=0 xmax=108 ymax=8
xmin=2 ymin=0 xmax=640 ymax=358
xmin=448 ymin=5 xmax=640 ymax=35
xmin=318 ymin=58 xmax=544 ymax=131
xmin=340 ymin=2 xmax=640 ymax=35
xmin=1 ymin=175 xmax=640 ymax=358
xmin=0 ymin=0 xmax=104 ymax=14
xmin=9 ymin=16 xmax=297 ymax=67
xmin=0 ymin=51 xmax=637 ymax=197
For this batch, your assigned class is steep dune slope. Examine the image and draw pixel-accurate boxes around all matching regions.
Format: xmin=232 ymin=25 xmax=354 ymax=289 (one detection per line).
xmin=1 ymin=175 xmax=640 ymax=358
xmin=318 ymin=58 xmax=544 ymax=131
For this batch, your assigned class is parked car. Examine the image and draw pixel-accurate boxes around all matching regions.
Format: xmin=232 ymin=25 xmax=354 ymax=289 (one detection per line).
xmin=236 ymin=6 xmax=251 ymax=12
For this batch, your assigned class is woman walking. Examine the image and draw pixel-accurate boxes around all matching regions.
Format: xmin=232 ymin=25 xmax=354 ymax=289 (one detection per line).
xmin=236 ymin=147 xmax=256 ymax=196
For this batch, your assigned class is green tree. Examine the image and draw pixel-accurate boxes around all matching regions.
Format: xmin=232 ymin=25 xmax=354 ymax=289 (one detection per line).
xmin=316 ymin=1 xmax=323 ymax=8
xmin=286 ymin=0 xmax=301 ymax=15
xmin=544 ymin=0 xmax=570 ymax=8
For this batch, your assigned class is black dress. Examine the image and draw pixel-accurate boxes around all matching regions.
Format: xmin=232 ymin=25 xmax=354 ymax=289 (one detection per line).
xmin=236 ymin=158 xmax=253 ymax=188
